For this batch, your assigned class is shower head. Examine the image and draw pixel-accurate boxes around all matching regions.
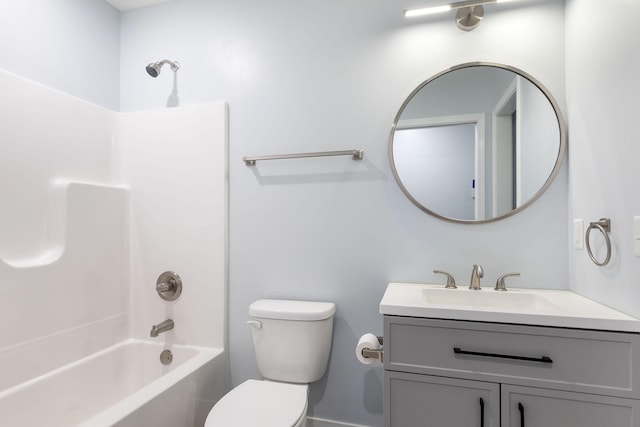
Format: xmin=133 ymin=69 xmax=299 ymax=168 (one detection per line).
xmin=145 ymin=59 xmax=180 ymax=78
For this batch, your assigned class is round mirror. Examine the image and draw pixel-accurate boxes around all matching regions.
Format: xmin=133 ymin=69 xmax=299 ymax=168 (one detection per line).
xmin=390 ymin=62 xmax=566 ymax=223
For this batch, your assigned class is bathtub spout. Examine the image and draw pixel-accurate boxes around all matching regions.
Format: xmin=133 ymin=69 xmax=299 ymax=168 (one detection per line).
xmin=150 ymin=319 xmax=174 ymax=337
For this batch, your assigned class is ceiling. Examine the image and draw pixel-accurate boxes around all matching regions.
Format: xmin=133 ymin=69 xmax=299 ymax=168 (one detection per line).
xmin=105 ymin=0 xmax=173 ymax=12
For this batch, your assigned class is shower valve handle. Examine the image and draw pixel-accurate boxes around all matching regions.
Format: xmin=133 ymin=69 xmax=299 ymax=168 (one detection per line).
xmin=156 ymin=279 xmax=176 ymax=292
xmin=156 ymin=271 xmax=182 ymax=301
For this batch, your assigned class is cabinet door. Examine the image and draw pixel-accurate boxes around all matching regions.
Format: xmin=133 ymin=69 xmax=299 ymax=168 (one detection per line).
xmin=385 ymin=371 xmax=499 ymax=427
xmin=502 ymin=385 xmax=640 ymax=427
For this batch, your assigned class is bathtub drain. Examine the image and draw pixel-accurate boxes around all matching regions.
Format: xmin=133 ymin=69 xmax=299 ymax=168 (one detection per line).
xmin=160 ymin=349 xmax=173 ymax=365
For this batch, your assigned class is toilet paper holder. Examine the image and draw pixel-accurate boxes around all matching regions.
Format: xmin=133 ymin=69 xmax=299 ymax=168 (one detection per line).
xmin=361 ymin=336 xmax=384 ymax=363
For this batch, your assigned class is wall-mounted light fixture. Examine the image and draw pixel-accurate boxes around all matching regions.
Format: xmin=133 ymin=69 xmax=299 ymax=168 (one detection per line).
xmin=404 ymin=0 xmax=516 ymax=31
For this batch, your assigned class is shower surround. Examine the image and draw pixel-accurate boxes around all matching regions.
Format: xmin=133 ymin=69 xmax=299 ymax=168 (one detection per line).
xmin=0 ymin=69 xmax=228 ymax=426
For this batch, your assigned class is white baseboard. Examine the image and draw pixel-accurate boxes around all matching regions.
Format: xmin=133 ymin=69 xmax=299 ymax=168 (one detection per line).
xmin=307 ymin=417 xmax=373 ymax=427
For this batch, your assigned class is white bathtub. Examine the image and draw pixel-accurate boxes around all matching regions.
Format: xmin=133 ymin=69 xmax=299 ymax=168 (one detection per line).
xmin=0 ymin=340 xmax=226 ymax=427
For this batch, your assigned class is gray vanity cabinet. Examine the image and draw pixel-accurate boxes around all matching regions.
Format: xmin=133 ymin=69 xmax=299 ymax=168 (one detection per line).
xmin=383 ymin=316 xmax=640 ymax=427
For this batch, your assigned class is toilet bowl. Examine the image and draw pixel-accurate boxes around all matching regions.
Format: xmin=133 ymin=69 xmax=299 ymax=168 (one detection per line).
xmin=204 ymin=380 xmax=308 ymax=427
xmin=205 ymin=299 xmax=336 ymax=427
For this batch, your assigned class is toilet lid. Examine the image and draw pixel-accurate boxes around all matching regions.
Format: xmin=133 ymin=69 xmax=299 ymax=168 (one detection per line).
xmin=205 ymin=380 xmax=308 ymax=427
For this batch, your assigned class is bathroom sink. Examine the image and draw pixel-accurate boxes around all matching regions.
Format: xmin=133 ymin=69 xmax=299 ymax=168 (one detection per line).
xmin=421 ymin=287 xmax=560 ymax=312
xmin=380 ymin=282 xmax=640 ymax=332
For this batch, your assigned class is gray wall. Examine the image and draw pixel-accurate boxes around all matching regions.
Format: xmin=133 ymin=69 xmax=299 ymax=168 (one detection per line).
xmin=0 ymin=0 xmax=121 ymax=110
xmin=566 ymin=1 xmax=640 ymax=318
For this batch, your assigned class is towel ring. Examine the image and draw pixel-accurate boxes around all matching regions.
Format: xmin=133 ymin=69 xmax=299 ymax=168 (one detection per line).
xmin=585 ymin=218 xmax=611 ymax=266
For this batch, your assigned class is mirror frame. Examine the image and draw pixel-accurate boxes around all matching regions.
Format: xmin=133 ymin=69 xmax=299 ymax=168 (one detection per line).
xmin=389 ymin=62 xmax=567 ymax=224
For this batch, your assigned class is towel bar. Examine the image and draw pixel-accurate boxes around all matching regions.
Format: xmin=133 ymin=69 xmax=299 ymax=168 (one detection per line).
xmin=243 ymin=149 xmax=364 ymax=166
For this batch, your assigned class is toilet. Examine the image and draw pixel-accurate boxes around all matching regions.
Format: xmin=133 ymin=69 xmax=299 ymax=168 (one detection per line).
xmin=205 ymin=299 xmax=336 ymax=427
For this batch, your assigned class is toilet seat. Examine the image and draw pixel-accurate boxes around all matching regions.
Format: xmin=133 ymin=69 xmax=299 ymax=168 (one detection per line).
xmin=205 ymin=379 xmax=308 ymax=427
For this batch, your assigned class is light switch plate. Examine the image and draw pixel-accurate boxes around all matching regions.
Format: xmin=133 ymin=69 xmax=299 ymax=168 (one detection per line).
xmin=634 ymin=216 xmax=640 ymax=257
xmin=573 ymin=219 xmax=584 ymax=249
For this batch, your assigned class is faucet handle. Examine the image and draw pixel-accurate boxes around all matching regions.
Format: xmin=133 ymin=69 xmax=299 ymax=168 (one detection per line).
xmin=434 ymin=270 xmax=457 ymax=289
xmin=473 ymin=264 xmax=484 ymax=277
xmin=495 ymin=273 xmax=520 ymax=291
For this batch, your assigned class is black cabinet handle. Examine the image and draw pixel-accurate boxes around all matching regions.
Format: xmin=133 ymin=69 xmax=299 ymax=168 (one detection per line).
xmin=518 ymin=402 xmax=525 ymax=427
xmin=453 ymin=347 xmax=553 ymax=364
xmin=479 ymin=397 xmax=485 ymax=427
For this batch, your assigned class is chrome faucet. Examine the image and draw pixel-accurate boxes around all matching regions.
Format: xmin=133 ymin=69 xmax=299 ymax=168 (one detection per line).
xmin=150 ymin=319 xmax=174 ymax=337
xmin=469 ymin=264 xmax=484 ymax=290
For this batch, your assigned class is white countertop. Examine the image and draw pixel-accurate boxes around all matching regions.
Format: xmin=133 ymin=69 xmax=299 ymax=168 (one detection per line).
xmin=380 ymin=282 xmax=640 ymax=332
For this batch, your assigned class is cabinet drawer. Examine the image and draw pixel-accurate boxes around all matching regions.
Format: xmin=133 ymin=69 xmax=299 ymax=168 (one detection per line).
xmin=384 ymin=316 xmax=640 ymax=398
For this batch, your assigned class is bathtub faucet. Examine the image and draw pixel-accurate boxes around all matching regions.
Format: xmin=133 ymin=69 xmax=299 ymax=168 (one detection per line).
xmin=150 ymin=319 xmax=174 ymax=337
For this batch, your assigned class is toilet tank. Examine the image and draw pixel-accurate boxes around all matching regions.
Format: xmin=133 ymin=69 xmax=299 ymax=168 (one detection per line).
xmin=248 ymin=299 xmax=336 ymax=384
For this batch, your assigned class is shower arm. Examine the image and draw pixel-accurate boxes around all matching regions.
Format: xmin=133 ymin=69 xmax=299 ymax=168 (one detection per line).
xmin=156 ymin=60 xmax=180 ymax=72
